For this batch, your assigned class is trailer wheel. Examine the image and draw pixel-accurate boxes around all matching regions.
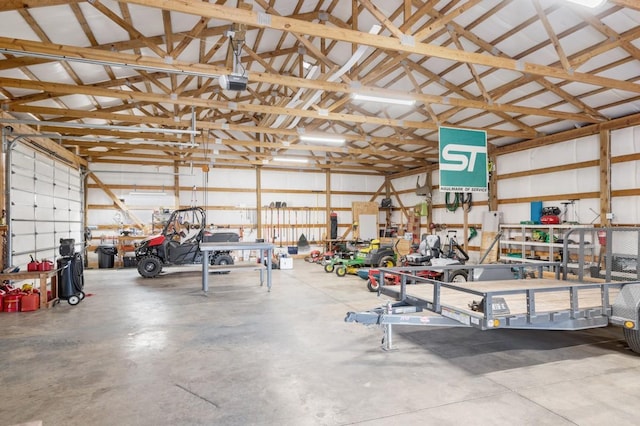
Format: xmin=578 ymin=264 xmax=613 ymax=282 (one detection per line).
xmin=378 ymin=256 xmax=395 ymax=267
xmin=448 ymin=270 xmax=468 ymax=283
xmin=324 ymin=264 xmax=335 ymax=273
xmin=138 ymin=255 xmax=162 ymax=278
xmin=336 ymin=266 xmax=347 ymax=277
xmin=367 ymin=278 xmax=379 ymax=292
xmin=623 ymin=328 xmax=640 ymax=354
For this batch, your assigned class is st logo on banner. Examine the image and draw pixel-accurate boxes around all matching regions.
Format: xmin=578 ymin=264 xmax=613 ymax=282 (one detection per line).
xmin=439 ymin=126 xmax=488 ymax=193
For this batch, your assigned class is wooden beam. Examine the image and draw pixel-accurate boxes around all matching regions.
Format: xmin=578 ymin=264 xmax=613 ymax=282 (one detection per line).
xmin=4 ymin=105 xmax=436 ymax=158
xmin=495 ymin=112 xmax=640 ymax=155
xmin=0 ymin=37 xmax=602 ymax=125
xmin=0 ymin=111 xmax=87 ymax=167
xmin=0 ymin=76 xmax=536 ymax=139
xmin=599 ymin=130 xmax=611 ymax=227
xmin=0 ymin=0 xmax=83 ymax=11
xmin=608 ymin=0 xmax=640 ymax=12
xmin=86 ymin=172 xmax=145 ymax=229
xmin=256 ymin=166 xmax=262 ymax=239
xmin=118 ymin=0 xmax=640 ymax=94
xmin=533 ymin=0 xmax=571 ymax=72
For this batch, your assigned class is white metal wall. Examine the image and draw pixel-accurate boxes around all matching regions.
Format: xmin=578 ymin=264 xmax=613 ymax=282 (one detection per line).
xmin=9 ymin=142 xmax=83 ymax=269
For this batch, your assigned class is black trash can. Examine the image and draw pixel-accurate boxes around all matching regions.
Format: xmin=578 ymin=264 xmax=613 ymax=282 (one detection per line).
xmin=96 ymin=245 xmax=117 ymax=268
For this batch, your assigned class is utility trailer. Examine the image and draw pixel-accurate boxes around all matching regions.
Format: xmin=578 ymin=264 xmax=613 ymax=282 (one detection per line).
xmin=345 ymin=262 xmax=640 ymax=354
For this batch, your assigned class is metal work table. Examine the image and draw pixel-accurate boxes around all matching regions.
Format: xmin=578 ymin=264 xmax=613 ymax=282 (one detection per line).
xmin=200 ymin=241 xmax=274 ymax=293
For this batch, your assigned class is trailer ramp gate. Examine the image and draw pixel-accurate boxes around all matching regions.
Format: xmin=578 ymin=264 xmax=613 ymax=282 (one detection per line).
xmin=345 ymin=265 xmax=640 ymax=352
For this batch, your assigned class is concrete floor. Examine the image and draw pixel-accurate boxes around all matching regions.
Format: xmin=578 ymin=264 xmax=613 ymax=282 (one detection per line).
xmin=2 ymin=259 xmax=640 ymax=426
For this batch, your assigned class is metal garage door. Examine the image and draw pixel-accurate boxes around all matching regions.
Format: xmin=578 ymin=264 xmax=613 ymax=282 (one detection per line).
xmin=7 ymin=141 xmax=84 ymax=269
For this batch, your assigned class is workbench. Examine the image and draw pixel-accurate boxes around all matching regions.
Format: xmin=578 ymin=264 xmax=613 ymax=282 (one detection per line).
xmin=116 ymin=235 xmax=146 ymax=267
xmin=200 ymin=241 xmax=275 ymax=293
xmin=0 ymin=269 xmax=59 ymax=309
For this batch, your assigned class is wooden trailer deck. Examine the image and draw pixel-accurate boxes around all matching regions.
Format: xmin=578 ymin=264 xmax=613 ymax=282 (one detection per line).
xmin=386 ymin=278 xmax=622 ymax=320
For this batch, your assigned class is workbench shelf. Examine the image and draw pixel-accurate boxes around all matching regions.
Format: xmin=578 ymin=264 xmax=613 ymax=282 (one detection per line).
xmin=499 ymin=224 xmax=596 ymax=267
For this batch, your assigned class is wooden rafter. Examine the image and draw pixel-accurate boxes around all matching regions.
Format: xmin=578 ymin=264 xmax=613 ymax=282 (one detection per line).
xmin=0 ymin=0 xmax=636 ymax=174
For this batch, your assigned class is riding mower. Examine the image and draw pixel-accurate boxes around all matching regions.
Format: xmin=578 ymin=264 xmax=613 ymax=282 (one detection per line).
xmin=399 ymin=233 xmax=468 ymax=282
xmin=324 ymin=240 xmax=375 ymax=273
xmin=358 ymin=233 xmax=470 ymax=290
xmin=304 ymin=250 xmax=324 ymax=264
xmin=329 ymin=239 xmax=398 ymax=277
xmin=306 ymin=241 xmax=351 ymax=266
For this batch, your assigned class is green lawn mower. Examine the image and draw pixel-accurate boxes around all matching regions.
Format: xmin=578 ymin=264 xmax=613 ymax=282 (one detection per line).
xmin=330 ymin=239 xmax=398 ymax=277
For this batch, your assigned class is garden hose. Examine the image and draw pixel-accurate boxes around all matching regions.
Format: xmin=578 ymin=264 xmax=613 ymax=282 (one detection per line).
xmin=445 ymin=192 xmax=460 ymax=212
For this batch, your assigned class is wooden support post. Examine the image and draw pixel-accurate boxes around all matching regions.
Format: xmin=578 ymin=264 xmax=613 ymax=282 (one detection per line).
xmin=256 ymin=166 xmax=262 ymax=239
xmin=463 ymin=203 xmax=468 ymax=251
xmin=325 ymin=170 xmax=331 ymax=241
xmin=599 ymin=130 xmax=611 ymax=226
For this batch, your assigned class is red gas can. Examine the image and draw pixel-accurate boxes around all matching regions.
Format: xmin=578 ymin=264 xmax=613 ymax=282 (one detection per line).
xmin=20 ymin=293 xmax=40 ymax=311
xmin=27 ymin=255 xmax=40 ymax=272
xmin=38 ymin=260 xmax=53 ymax=271
xmin=3 ymin=294 xmax=21 ymax=312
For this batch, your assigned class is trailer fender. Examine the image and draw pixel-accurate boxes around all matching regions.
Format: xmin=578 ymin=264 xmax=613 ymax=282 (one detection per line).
xmin=611 ymin=283 xmax=640 ymax=329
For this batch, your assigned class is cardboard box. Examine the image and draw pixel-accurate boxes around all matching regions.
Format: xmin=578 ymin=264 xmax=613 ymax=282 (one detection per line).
xmin=279 ymin=257 xmax=293 ymax=270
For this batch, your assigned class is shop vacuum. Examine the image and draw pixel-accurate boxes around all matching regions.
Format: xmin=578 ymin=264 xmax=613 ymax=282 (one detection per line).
xmin=57 ymin=238 xmax=85 ymax=305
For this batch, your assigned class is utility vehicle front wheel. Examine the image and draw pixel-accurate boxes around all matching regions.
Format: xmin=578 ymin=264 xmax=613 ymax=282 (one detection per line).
xmin=137 ymin=256 xmax=162 ymax=278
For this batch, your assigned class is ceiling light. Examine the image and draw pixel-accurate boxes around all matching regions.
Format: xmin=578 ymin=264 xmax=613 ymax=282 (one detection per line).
xmin=273 ymin=157 xmax=308 ymax=164
xmin=565 ymin=0 xmax=606 ymax=7
xmin=299 ymin=135 xmax=345 ymax=144
xmin=352 ymin=93 xmax=416 ymax=106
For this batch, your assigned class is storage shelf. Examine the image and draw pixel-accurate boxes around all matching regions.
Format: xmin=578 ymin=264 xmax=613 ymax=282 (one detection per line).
xmin=500 ymin=240 xmax=591 ymax=249
xmin=499 ymin=224 xmax=595 ymax=267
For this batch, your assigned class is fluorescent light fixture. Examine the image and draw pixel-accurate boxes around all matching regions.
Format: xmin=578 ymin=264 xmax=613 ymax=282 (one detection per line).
xmin=352 ymin=93 xmax=416 ymax=106
xmin=565 ymin=0 xmax=606 ymax=7
xmin=273 ymin=157 xmax=308 ymax=164
xmin=299 ymin=134 xmax=345 ymax=144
